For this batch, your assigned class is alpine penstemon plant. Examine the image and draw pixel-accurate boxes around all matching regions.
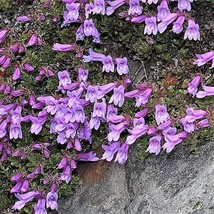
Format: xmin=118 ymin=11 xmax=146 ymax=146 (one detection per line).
xmin=0 ymin=0 xmax=213 ymax=213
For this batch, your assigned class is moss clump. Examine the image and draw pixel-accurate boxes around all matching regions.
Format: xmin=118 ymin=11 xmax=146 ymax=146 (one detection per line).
xmin=0 ymin=0 xmax=12 ymax=11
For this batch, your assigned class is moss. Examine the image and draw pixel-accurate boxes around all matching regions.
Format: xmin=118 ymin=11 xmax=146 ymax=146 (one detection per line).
xmin=0 ymin=0 xmax=12 ymax=11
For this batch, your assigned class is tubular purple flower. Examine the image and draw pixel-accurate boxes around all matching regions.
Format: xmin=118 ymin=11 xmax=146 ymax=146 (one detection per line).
xmin=158 ymin=13 xmax=179 ymax=33
xmin=172 ymin=15 xmax=185 ymax=34
xmin=115 ymin=57 xmax=129 ymax=75
xmin=184 ymin=19 xmax=200 ymax=41
xmin=93 ymin=99 xmax=107 ymax=118
xmin=107 ymin=122 xmax=128 ymax=142
xmin=76 ymin=24 xmax=85 ymax=41
xmin=10 ymin=43 xmax=20 ymax=52
xmin=155 ymin=104 xmax=170 ymax=125
xmin=128 ymin=0 xmax=142 ymax=16
xmin=144 ymin=16 xmax=158 ymax=35
xmin=16 ymin=16 xmax=31 ymax=22
xmin=0 ymin=29 xmax=9 ymax=44
xmin=157 ymin=0 xmax=170 ymax=21
xmin=131 ymin=15 xmax=146 ymax=23
xmin=83 ymin=19 xmax=98 ymax=37
xmin=58 ymin=70 xmax=71 ymax=87
xmin=114 ymin=143 xmax=129 ymax=164
xmin=60 ymin=165 xmax=71 ymax=184
xmin=78 ymin=67 xmax=88 ymax=82
xmin=135 ymin=88 xmax=153 ymax=107
xmin=0 ymin=55 xmax=6 ymax=65
xmin=146 ymin=135 xmax=162 ymax=155
xmin=52 ymin=43 xmax=76 ymax=51
xmin=157 ymin=120 xmax=172 ymax=131
xmin=89 ymin=116 xmax=102 ymax=130
xmin=193 ymin=51 xmax=214 ymax=68
xmin=12 ymin=66 xmax=21 ymax=80
xmin=102 ymin=55 xmax=115 ymax=73
xmin=93 ymin=0 xmax=105 ymax=15
xmin=101 ymin=141 xmax=121 ymax=161
xmin=11 ymin=173 xmax=23 ymax=182
xmin=185 ymin=107 xmax=207 ymax=123
xmin=78 ymin=152 xmax=99 ymax=161
xmin=187 ymin=74 xmax=201 ymax=96
xmin=34 ymin=198 xmax=47 ymax=214
xmin=23 ymin=63 xmax=34 ymax=72
xmin=2 ymin=57 xmax=11 ymax=68
xmin=46 ymin=192 xmax=58 ymax=210
xmin=134 ymin=108 xmax=149 ymax=118
xmin=85 ymin=3 xmax=94 ymax=19
xmin=178 ymin=0 xmax=192 ymax=11
xmin=109 ymin=85 xmax=125 ymax=107
xmin=180 ymin=117 xmax=195 ymax=133
xmin=63 ymin=3 xmax=80 ymax=25
xmin=27 ymin=34 xmax=37 ymax=47
xmin=196 ymin=119 xmax=210 ymax=129
xmin=106 ymin=0 xmax=125 ymax=16
xmin=9 ymin=124 xmax=22 ymax=139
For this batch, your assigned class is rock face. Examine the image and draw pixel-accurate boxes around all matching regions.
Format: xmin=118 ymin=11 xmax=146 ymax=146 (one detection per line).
xmin=59 ymin=141 xmax=214 ymax=214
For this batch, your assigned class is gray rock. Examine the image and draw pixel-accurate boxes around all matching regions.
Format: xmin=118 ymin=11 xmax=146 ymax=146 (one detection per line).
xmin=59 ymin=141 xmax=214 ymax=214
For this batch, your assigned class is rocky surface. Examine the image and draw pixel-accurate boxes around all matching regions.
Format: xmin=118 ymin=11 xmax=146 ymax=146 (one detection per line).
xmin=59 ymin=140 xmax=214 ymax=214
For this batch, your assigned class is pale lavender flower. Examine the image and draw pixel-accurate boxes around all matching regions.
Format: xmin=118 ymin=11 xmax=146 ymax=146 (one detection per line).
xmin=63 ymin=3 xmax=80 ymax=25
xmin=30 ymin=111 xmax=47 ymax=135
xmin=106 ymin=0 xmax=125 ymax=16
xmin=23 ymin=63 xmax=34 ymax=72
xmin=144 ymin=16 xmax=158 ymax=35
xmin=107 ymin=105 xmax=118 ymax=122
xmin=52 ymin=43 xmax=75 ymax=51
xmin=9 ymin=124 xmax=22 ymax=139
xmin=196 ymin=119 xmax=210 ymax=129
xmin=76 ymin=24 xmax=85 ymax=41
xmin=93 ymin=0 xmax=105 ymax=15
xmin=10 ymin=43 xmax=20 ymax=52
xmin=93 ymin=99 xmax=106 ymax=118
xmin=131 ymin=15 xmax=147 ymax=23
xmin=115 ymin=57 xmax=129 ymax=75
xmin=46 ymin=192 xmax=58 ymax=210
xmin=184 ymin=19 xmax=200 ymax=41
xmin=172 ymin=15 xmax=185 ymax=34
xmin=102 ymin=55 xmax=114 ymax=73
xmin=115 ymin=143 xmax=129 ymax=164
xmin=178 ymin=0 xmax=192 ymax=11
xmin=196 ymin=85 xmax=214 ymax=98
xmin=128 ymin=0 xmax=142 ymax=16
xmin=83 ymin=48 xmax=105 ymax=62
xmin=109 ymin=85 xmax=125 ymax=107
xmin=78 ymin=152 xmax=99 ymax=161
xmin=155 ymin=104 xmax=170 ymax=125
xmin=60 ymin=165 xmax=71 ymax=184
xmin=2 ymin=57 xmax=11 ymax=68
xmin=157 ymin=0 xmax=170 ymax=21
xmin=83 ymin=19 xmax=98 ymax=36
xmin=135 ymin=88 xmax=153 ymax=107
xmin=0 ymin=120 xmax=8 ymax=138
xmin=146 ymin=0 xmax=158 ymax=4
xmin=146 ymin=135 xmax=162 ymax=155
xmin=180 ymin=117 xmax=195 ymax=133
xmin=34 ymin=198 xmax=47 ymax=214
xmin=193 ymin=51 xmax=214 ymax=68
xmin=101 ymin=141 xmax=121 ymax=161
xmin=58 ymin=70 xmax=71 ymax=87
xmin=185 ymin=107 xmax=207 ymax=123
xmin=12 ymin=191 xmax=39 ymax=210
xmin=89 ymin=116 xmax=103 ymax=130
xmin=158 ymin=12 xmax=179 ymax=33
xmin=187 ymin=74 xmax=201 ymax=96
xmin=78 ymin=67 xmax=88 ymax=82
xmin=85 ymin=3 xmax=94 ymax=19
xmin=85 ymin=85 xmax=99 ymax=103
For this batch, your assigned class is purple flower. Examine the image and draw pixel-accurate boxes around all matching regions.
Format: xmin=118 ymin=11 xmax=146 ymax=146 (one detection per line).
xmin=34 ymin=198 xmax=47 ymax=214
xmin=85 ymin=85 xmax=99 ymax=102
xmin=101 ymin=141 xmax=121 ymax=161
xmin=76 ymin=24 xmax=85 ymax=41
xmin=109 ymin=85 xmax=125 ymax=107
xmin=85 ymin=3 xmax=94 ymax=19
xmin=89 ymin=116 xmax=103 ymax=130
xmin=93 ymin=99 xmax=106 ymax=118
xmin=0 ymin=120 xmax=7 ymax=138
xmin=187 ymin=74 xmax=201 ymax=96
xmin=58 ymin=70 xmax=71 ymax=88
xmin=78 ymin=152 xmax=99 ymax=161
xmin=172 ymin=15 xmax=185 ymax=34
xmin=46 ymin=192 xmax=58 ymax=210
xmin=180 ymin=117 xmax=195 ymax=133
xmin=60 ymin=165 xmax=71 ymax=184
xmin=193 ymin=51 xmax=214 ymax=68
xmin=146 ymin=135 xmax=162 ymax=155
xmin=135 ymin=88 xmax=153 ymax=107
xmin=93 ymin=0 xmax=105 ymax=15
xmin=155 ymin=104 xmax=170 ymax=125
xmin=16 ymin=16 xmax=31 ymax=22
xmin=30 ymin=111 xmax=47 ymax=134
xmin=83 ymin=19 xmax=98 ymax=37
xmin=63 ymin=3 xmax=80 ymax=25
xmin=185 ymin=107 xmax=207 ymax=123
xmin=158 ymin=12 xmax=179 ymax=33
xmin=128 ymin=0 xmax=142 ymax=16
xmin=178 ymin=0 xmax=192 ymax=11
xmin=83 ymin=48 xmax=105 ymax=62
xmin=52 ymin=43 xmax=76 ymax=51
xmin=78 ymin=67 xmax=88 ymax=82
xmin=23 ymin=63 xmax=34 ymax=72
xmin=144 ymin=16 xmax=158 ymax=35
xmin=9 ymin=124 xmax=22 ymax=139
xmin=184 ymin=19 xmax=200 ymax=41
xmin=115 ymin=57 xmax=129 ymax=75
xmin=12 ymin=66 xmax=21 ymax=80
xmin=12 ymin=191 xmax=39 ymax=210
xmin=114 ymin=143 xmax=129 ymax=164
xmin=10 ymin=43 xmax=20 ymax=52
xmin=196 ymin=85 xmax=214 ymax=98
xmin=131 ymin=15 xmax=147 ymax=23
xmin=27 ymin=34 xmax=37 ymax=47
xmin=0 ymin=29 xmax=9 ymax=44
xmin=157 ymin=0 xmax=170 ymax=21
xmin=196 ymin=119 xmax=210 ymax=129
xmin=106 ymin=0 xmax=125 ymax=16
xmin=102 ymin=55 xmax=114 ymax=73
